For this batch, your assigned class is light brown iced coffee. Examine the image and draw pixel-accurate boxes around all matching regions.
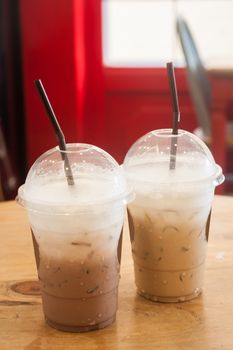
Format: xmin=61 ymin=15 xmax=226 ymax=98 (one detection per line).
xmin=127 ymin=189 xmax=212 ymax=302
xmin=124 ymin=129 xmax=224 ymax=302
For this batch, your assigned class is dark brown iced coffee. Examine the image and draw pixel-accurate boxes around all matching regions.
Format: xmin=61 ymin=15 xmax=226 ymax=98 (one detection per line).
xmin=32 ymin=228 xmax=121 ymax=331
xmin=17 ymin=144 xmax=132 ymax=331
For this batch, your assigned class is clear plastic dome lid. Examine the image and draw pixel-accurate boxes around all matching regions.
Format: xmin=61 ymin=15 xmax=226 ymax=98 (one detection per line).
xmin=123 ymin=129 xmax=224 ymax=187
xmin=18 ymin=143 xmax=133 ymax=212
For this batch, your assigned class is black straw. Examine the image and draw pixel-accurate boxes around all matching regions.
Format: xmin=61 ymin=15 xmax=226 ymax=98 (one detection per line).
xmin=166 ymin=62 xmax=180 ymax=170
xmin=34 ymin=79 xmax=74 ymax=185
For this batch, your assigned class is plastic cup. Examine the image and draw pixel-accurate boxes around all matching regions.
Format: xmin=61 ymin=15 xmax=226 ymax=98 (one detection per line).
xmin=123 ymin=129 xmax=224 ymax=302
xmin=17 ymin=143 xmax=132 ymax=331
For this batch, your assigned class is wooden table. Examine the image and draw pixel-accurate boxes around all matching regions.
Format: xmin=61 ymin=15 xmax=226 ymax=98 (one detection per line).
xmin=0 ymin=197 xmax=233 ymax=350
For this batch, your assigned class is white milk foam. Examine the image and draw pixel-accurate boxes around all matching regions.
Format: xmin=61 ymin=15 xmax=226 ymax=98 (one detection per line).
xmin=126 ymin=156 xmax=215 ymax=209
xmin=26 ymin=176 xmax=124 ymax=234
xmin=126 ymin=158 xmax=215 ymax=237
xmin=126 ymin=154 xmax=214 ymax=183
xmin=26 ymin=173 xmax=122 ymax=205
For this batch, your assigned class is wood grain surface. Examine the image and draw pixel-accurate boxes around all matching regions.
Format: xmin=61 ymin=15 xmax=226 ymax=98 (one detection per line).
xmin=0 ymin=196 xmax=233 ymax=350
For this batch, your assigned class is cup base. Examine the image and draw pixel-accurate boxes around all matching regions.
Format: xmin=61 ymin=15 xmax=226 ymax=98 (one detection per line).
xmin=138 ymin=288 xmax=202 ymax=303
xmin=45 ymin=315 xmax=116 ymax=332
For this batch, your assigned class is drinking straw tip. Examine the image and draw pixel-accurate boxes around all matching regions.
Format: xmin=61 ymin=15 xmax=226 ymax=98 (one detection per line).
xmin=166 ymin=62 xmax=180 ymax=170
xmin=34 ymin=79 xmax=75 ymax=185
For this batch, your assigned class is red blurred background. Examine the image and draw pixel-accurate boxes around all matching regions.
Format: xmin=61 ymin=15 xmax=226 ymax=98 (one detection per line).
xmin=19 ymin=0 xmax=197 ymax=166
xmin=0 ymin=0 xmax=232 ymax=198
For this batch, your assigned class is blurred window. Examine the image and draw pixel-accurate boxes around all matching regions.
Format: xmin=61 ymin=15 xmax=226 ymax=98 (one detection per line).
xmin=102 ymin=0 xmax=233 ymax=67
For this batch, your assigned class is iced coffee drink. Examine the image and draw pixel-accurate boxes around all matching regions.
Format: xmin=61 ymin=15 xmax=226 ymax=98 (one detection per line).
xmin=18 ymin=144 xmax=131 ymax=331
xmin=124 ymin=129 xmax=224 ymax=302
